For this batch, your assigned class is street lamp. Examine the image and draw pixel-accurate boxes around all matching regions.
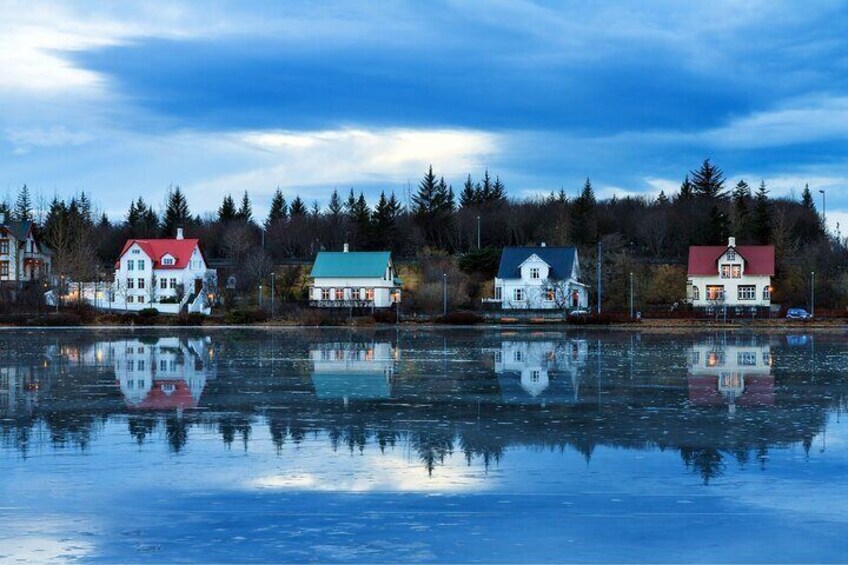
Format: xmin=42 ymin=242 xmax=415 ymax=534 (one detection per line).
xmin=819 ymin=190 xmax=826 ymax=231
xmin=476 ymin=215 xmax=481 ymax=250
xmin=442 ymin=273 xmax=447 ymax=316
xmin=270 ymin=271 xmax=276 ymax=318
xmin=811 ymin=271 xmax=816 ymax=317
xmin=629 ymin=272 xmax=634 ymax=319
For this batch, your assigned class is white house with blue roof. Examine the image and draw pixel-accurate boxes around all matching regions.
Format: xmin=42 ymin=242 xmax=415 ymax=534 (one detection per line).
xmin=310 ymin=244 xmax=402 ymax=309
xmin=490 ymin=244 xmax=589 ymax=310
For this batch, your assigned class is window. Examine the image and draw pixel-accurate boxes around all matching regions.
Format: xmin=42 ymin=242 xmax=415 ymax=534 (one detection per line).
xmin=335 ymin=288 xmax=344 ymax=300
xmin=138 ymin=360 xmax=145 ymax=371
xmin=351 ymin=289 xmax=361 ymax=300
xmin=495 ymin=286 xmax=502 ymax=300
xmin=514 ymin=350 xmax=523 ymax=362
xmin=170 ymin=278 xmax=177 ymax=289
xmin=160 ymin=278 xmax=168 ymax=290
xmin=0 ymin=239 xmax=8 ymax=255
xmin=546 ymin=288 xmax=555 ymax=301
xmin=738 ymin=352 xmax=757 ymax=366
xmin=720 ymin=265 xmax=731 ymax=279
xmin=138 ymin=278 xmax=145 ymax=290
xmin=706 ymin=285 xmax=724 ymax=300
xmin=138 ymin=260 xmax=145 ymax=270
xmin=514 ymin=288 xmax=525 ymax=301
xmin=763 ymin=286 xmax=771 ymax=300
xmin=692 ymin=286 xmax=700 ymax=300
xmin=127 ymin=296 xmax=134 ymax=303
xmin=127 ymin=260 xmax=134 ymax=271
xmin=138 ymin=295 xmax=145 ymax=303
xmin=738 ymin=285 xmax=756 ymax=300
xmin=127 ymin=278 xmax=134 ymax=289
xmin=530 ymin=370 xmax=541 ymax=383
xmin=0 ymin=261 xmax=8 ymax=278
xmin=365 ymin=288 xmax=374 ymax=301
xmin=732 ymin=265 xmax=741 ymax=278
xmin=160 ymin=360 xmax=167 ymax=371
xmin=726 ymin=249 xmax=736 ymax=260
xmin=706 ymin=351 xmax=725 ymax=367
xmin=132 ymin=249 xmax=140 ymax=254
xmin=529 ymin=267 xmax=540 ymax=279
xmin=162 ymin=257 xmax=174 ymax=266
xmin=321 ymin=288 xmax=330 ymax=300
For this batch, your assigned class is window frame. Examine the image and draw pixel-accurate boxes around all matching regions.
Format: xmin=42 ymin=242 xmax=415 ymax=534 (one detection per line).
xmin=737 ymin=285 xmax=756 ymax=301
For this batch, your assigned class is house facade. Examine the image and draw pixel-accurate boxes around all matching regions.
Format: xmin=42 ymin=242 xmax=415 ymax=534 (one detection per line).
xmin=493 ymin=339 xmax=588 ymax=404
xmin=687 ymin=237 xmax=774 ymax=310
xmin=112 ymin=229 xmax=216 ymax=314
xmin=309 ymin=245 xmax=401 ymax=309
xmin=489 ymin=244 xmax=589 ymax=310
xmin=0 ymin=213 xmax=52 ymax=284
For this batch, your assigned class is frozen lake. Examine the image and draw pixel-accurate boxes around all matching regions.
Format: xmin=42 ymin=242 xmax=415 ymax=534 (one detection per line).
xmin=1 ymin=328 xmax=846 ymax=563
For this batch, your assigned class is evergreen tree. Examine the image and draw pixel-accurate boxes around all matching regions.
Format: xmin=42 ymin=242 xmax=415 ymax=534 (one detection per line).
xmin=679 ymin=174 xmax=694 ymax=199
xmin=265 ymin=189 xmax=288 ymax=228
xmin=412 ymin=166 xmax=454 ymax=247
xmin=289 ymin=196 xmax=307 ymax=216
xmin=731 ymin=180 xmax=751 ymax=238
xmin=0 ymin=200 xmax=10 ymax=222
xmin=491 ymin=175 xmax=506 ymax=202
xmin=14 ymin=184 xmax=33 ymax=222
xmin=479 ymin=169 xmax=493 ymax=202
xmin=570 ymin=178 xmax=597 ymax=245
xmin=218 ymin=194 xmax=237 ymax=222
xmin=371 ymin=191 xmax=400 ymax=251
xmin=691 ymin=159 xmax=726 ymax=198
xmin=161 ymin=186 xmax=191 ymax=237
xmin=801 ymin=184 xmax=816 ymax=212
xmin=657 ymin=191 xmax=669 ymax=205
xmin=78 ymin=191 xmax=93 ymax=226
xmin=706 ymin=204 xmax=729 ymax=245
xmin=345 ymin=189 xmax=357 ymax=218
xmin=351 ymin=192 xmax=371 ymax=245
xmin=460 ymin=175 xmax=478 ymax=208
xmin=237 ymin=191 xmax=253 ymax=223
xmin=328 ymin=189 xmax=343 ymax=218
xmin=752 ymin=181 xmax=771 ymax=244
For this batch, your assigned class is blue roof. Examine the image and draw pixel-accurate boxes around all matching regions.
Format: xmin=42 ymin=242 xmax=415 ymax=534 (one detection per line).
xmin=311 ymin=251 xmax=391 ymax=278
xmin=496 ymin=246 xmax=577 ymax=280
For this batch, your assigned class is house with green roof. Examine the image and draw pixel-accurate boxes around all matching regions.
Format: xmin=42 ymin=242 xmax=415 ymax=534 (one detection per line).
xmin=0 ymin=212 xmax=52 ymax=284
xmin=310 ymin=244 xmax=402 ymax=308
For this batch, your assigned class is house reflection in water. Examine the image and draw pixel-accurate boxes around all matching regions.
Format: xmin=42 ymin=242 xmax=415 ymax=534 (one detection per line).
xmin=113 ymin=337 xmax=217 ymax=411
xmin=310 ymin=342 xmax=398 ymax=405
xmin=493 ymin=339 xmax=588 ymax=405
xmin=687 ymin=337 xmax=774 ymax=415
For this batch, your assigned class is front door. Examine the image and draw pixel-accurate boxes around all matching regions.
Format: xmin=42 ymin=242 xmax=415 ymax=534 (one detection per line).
xmin=194 ymin=278 xmax=203 ymax=294
xmin=571 ymin=291 xmax=579 ymax=308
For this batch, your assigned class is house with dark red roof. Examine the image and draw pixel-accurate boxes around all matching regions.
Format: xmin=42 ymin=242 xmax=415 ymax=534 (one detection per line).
xmin=687 ymin=236 xmax=774 ymax=310
xmin=112 ymin=228 xmax=216 ymax=314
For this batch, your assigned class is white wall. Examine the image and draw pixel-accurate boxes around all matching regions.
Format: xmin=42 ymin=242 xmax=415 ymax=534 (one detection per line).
xmin=311 ymin=276 xmax=400 ymax=308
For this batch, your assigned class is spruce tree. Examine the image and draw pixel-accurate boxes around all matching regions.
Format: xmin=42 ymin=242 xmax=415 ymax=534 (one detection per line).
xmin=237 ymin=191 xmax=253 ymax=223
xmin=479 ymin=169 xmax=493 ymax=203
xmin=289 ymin=196 xmax=307 ymax=216
xmin=265 ymin=189 xmax=287 ymax=228
xmin=691 ymin=159 xmax=726 ymax=198
xmin=731 ymin=180 xmax=751 ymax=238
xmin=328 ymin=189 xmax=343 ymax=218
xmin=78 ymin=191 xmax=93 ymax=226
xmin=679 ymin=174 xmax=694 ymax=199
xmin=801 ymin=184 xmax=816 ymax=212
xmin=657 ymin=191 xmax=669 ymax=205
xmin=161 ymin=186 xmax=191 ymax=237
xmin=491 ymin=175 xmax=506 ymax=202
xmin=14 ymin=184 xmax=33 ymax=222
xmin=345 ymin=189 xmax=357 ymax=217
xmin=412 ymin=165 xmax=439 ymax=217
xmin=460 ymin=175 xmax=477 ymax=208
xmin=218 ymin=194 xmax=237 ymax=222
xmin=752 ymin=181 xmax=771 ymax=244
xmin=570 ymin=178 xmax=597 ymax=245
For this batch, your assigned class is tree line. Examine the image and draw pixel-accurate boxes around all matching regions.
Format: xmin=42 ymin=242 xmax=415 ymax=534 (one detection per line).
xmin=2 ymin=159 xmax=845 ymax=307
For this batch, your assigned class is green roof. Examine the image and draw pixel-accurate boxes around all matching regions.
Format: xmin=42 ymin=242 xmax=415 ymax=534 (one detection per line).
xmin=311 ymin=251 xmax=391 ymax=278
xmin=312 ymin=372 xmax=391 ymax=400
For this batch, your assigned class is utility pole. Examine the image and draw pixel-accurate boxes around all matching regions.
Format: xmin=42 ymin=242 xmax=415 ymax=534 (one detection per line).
xmin=811 ymin=271 xmax=816 ymax=317
xmin=596 ymin=240 xmax=602 ymax=314
xmin=629 ymin=272 xmax=634 ymax=319
xmin=476 ymin=215 xmax=481 ymax=250
xmin=442 ymin=273 xmax=447 ymax=316
xmin=270 ymin=271 xmax=275 ymax=318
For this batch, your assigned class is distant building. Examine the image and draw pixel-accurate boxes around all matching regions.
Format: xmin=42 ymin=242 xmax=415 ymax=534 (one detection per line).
xmin=310 ymin=341 xmax=398 ymax=404
xmin=687 ymin=236 xmax=774 ymax=310
xmin=112 ymin=228 xmax=216 ymax=314
xmin=309 ymin=244 xmax=401 ymax=309
xmin=489 ymin=244 xmax=589 ymax=310
xmin=493 ymin=339 xmax=588 ymax=405
xmin=686 ymin=339 xmax=775 ymax=413
xmin=0 ymin=212 xmax=52 ymax=284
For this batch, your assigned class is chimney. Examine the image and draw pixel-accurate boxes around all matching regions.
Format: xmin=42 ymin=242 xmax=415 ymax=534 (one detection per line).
xmin=176 ymin=227 xmax=184 ymax=240
xmin=343 ymin=243 xmax=349 ymax=253
xmin=728 ymin=236 xmax=736 ymax=248
xmin=540 ymin=242 xmax=546 ymax=247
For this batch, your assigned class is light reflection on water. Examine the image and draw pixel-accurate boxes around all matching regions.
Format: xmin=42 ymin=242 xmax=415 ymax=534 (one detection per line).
xmin=0 ymin=328 xmax=846 ymax=563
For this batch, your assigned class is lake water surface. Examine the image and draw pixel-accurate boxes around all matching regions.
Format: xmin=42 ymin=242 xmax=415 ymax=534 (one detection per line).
xmin=1 ymin=328 xmax=846 ymax=563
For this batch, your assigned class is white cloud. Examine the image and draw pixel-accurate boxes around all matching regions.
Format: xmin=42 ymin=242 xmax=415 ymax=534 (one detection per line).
xmin=6 ymin=126 xmax=96 ymax=154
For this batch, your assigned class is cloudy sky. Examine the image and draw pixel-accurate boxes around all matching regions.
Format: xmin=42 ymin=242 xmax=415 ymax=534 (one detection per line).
xmin=1 ymin=0 xmax=847 ymax=229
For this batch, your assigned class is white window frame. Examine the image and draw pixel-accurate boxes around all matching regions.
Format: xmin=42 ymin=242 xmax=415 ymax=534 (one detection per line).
xmin=529 ymin=267 xmax=540 ymax=280
xmin=738 ymin=285 xmax=756 ymax=301
xmin=514 ymin=288 xmax=525 ymax=301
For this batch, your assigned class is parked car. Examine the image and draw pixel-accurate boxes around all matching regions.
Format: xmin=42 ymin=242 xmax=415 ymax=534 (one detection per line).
xmin=786 ymin=308 xmax=812 ymax=320
xmin=568 ymin=309 xmax=591 ymax=319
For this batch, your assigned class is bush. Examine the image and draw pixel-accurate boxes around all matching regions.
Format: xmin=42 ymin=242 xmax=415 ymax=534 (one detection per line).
xmin=135 ymin=308 xmax=161 ymax=326
xmin=567 ymin=312 xmax=635 ymax=325
xmin=98 ymin=312 xmax=136 ymax=325
xmin=171 ymin=312 xmax=206 ymax=326
xmin=373 ymin=309 xmax=398 ymax=324
xmin=224 ymin=308 xmax=269 ymax=325
xmin=27 ymin=312 xmax=82 ymax=326
xmin=435 ymin=310 xmax=484 ymax=325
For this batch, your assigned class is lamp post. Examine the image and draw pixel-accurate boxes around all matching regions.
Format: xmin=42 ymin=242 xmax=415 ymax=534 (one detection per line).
xmin=270 ymin=271 xmax=276 ymax=318
xmin=476 ymin=215 xmax=481 ymax=250
xmin=261 ymin=226 xmax=266 ymax=251
xmin=629 ymin=272 xmax=634 ymax=319
xmin=811 ymin=271 xmax=816 ymax=317
xmin=442 ymin=273 xmax=447 ymax=316
xmin=258 ymin=283 xmax=263 ymax=309
xmin=596 ymin=241 xmax=602 ymax=315
xmin=819 ymin=190 xmax=826 ymax=231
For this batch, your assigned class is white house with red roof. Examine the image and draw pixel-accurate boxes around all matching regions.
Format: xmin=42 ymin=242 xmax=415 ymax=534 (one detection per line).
xmin=687 ymin=236 xmax=774 ymax=310
xmin=111 ymin=228 xmax=216 ymax=314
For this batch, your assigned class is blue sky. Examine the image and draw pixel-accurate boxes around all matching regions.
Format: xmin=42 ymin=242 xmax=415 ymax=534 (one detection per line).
xmin=1 ymin=1 xmax=847 ymax=230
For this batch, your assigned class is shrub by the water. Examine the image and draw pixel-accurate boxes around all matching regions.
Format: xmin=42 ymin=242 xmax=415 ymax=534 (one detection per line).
xmin=436 ymin=310 xmax=484 ymax=325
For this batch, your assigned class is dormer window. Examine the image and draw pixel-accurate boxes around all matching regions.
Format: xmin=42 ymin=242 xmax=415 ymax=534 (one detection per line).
xmin=529 ymin=267 xmax=540 ymax=279
xmin=161 ymin=257 xmax=175 ymax=266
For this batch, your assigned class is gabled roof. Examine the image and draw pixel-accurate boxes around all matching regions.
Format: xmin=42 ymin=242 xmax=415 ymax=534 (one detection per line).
xmin=0 ymin=220 xmax=34 ymax=241
xmin=496 ymin=246 xmax=577 ymax=280
xmin=688 ymin=245 xmax=775 ymax=276
xmin=311 ymin=251 xmax=391 ymax=278
xmin=117 ymin=238 xmax=202 ymax=270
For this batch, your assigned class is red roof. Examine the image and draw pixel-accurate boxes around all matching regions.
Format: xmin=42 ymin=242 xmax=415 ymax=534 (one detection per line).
xmin=688 ymin=245 xmax=775 ymax=276
xmin=688 ymin=375 xmax=775 ymax=407
xmin=116 ymin=238 xmax=203 ymax=270
xmin=130 ymin=380 xmax=199 ymax=411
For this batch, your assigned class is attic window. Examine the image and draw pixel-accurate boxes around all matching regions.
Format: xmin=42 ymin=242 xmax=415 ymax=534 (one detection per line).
xmin=131 ymin=249 xmax=140 ymax=254
xmin=529 ymin=267 xmax=540 ymax=279
xmin=726 ymin=249 xmax=736 ymax=260
xmin=162 ymin=257 xmax=175 ymax=266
